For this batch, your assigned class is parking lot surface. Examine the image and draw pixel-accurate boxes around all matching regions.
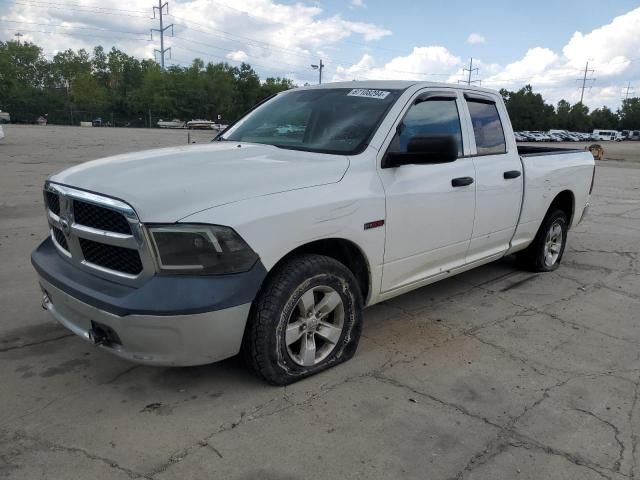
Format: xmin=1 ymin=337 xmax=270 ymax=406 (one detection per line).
xmin=1 ymin=125 xmax=640 ymax=479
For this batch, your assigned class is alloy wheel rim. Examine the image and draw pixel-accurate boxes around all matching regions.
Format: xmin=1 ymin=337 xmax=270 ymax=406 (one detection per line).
xmin=285 ymin=285 xmax=345 ymax=367
xmin=543 ymin=221 xmax=563 ymax=267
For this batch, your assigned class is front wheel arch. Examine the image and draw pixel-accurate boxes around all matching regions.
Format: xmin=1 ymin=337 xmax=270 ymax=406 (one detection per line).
xmin=263 ymin=237 xmax=371 ymax=305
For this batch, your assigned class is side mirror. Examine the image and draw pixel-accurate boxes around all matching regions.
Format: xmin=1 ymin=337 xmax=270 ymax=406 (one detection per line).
xmin=384 ymin=135 xmax=458 ymax=168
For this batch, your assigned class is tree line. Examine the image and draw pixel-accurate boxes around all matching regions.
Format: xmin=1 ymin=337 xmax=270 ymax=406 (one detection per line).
xmin=1 ymin=39 xmax=639 ymax=131
xmin=0 ymin=40 xmax=293 ymax=126
xmin=500 ymin=85 xmax=640 ymax=132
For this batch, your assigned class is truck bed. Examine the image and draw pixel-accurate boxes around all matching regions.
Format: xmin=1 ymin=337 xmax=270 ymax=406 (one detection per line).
xmin=509 ymin=147 xmax=594 ymax=255
xmin=517 ymin=145 xmax=584 ymax=157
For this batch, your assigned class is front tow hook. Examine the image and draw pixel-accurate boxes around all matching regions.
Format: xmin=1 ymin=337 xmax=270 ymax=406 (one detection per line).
xmin=41 ymin=291 xmax=51 ymax=310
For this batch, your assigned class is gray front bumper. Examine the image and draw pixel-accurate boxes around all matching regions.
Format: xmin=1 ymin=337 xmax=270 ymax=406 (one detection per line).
xmin=40 ymin=277 xmax=251 ymax=366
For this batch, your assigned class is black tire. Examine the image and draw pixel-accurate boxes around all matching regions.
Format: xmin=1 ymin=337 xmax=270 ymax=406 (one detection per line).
xmin=243 ymin=254 xmax=363 ymax=385
xmin=517 ymin=208 xmax=568 ymax=272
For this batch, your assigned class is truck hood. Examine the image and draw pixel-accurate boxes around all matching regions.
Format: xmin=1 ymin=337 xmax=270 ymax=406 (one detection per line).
xmin=50 ymin=142 xmax=349 ymax=222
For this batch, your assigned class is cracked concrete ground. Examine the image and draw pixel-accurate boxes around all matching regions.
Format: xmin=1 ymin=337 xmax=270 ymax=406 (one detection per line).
xmin=1 ymin=125 xmax=640 ymax=479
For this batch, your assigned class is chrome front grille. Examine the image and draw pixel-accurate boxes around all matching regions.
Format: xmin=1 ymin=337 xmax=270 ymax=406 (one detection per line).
xmin=45 ymin=191 xmax=60 ymax=216
xmin=44 ymin=182 xmax=155 ymax=285
xmin=52 ymin=226 xmax=69 ymax=251
xmin=73 ymin=200 xmax=132 ymax=234
xmin=79 ymin=238 xmax=143 ymax=275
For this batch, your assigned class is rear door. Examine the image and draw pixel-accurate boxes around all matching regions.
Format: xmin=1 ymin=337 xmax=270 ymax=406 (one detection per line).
xmin=378 ymin=89 xmax=476 ymax=293
xmin=462 ymin=92 xmax=523 ymax=263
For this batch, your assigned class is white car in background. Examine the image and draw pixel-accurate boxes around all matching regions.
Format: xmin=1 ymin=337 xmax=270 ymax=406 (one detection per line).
xmin=0 ymin=125 xmax=4 ymax=142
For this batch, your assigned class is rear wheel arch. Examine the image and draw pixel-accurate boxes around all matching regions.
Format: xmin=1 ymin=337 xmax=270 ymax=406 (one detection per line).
xmin=548 ymin=190 xmax=575 ymax=227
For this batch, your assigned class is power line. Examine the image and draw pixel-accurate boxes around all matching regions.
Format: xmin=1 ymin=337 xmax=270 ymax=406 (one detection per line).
xmin=171 ymin=36 xmax=315 ymax=73
xmin=576 ymin=61 xmax=596 ymax=104
xmin=167 ymin=15 xmax=462 ymax=79
xmin=3 ymin=27 xmax=151 ymax=43
xmin=168 ymin=41 xmax=312 ymax=77
xmin=151 ymin=1 xmax=173 ymax=70
xmin=13 ymin=0 xmax=149 ymax=14
xmin=11 ymin=0 xmax=151 ymax=18
xmin=0 ymin=19 xmax=149 ymax=38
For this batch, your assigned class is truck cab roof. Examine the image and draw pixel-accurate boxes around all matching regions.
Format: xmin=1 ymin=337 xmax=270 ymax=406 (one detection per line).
xmin=298 ymin=80 xmax=501 ymax=96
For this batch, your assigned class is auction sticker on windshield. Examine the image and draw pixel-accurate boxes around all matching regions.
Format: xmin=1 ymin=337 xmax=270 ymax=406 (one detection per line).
xmin=347 ymin=89 xmax=391 ymax=100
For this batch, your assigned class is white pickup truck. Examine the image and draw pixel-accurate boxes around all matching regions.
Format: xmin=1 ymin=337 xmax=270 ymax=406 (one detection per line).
xmin=32 ymin=81 xmax=595 ymax=385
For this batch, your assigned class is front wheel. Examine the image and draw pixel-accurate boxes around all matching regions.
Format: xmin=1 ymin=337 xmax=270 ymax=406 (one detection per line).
xmin=243 ymin=254 xmax=363 ymax=385
xmin=517 ymin=209 xmax=568 ymax=272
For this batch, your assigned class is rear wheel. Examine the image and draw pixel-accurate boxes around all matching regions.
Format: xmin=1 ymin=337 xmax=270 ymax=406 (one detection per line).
xmin=517 ymin=209 xmax=568 ymax=272
xmin=243 ymin=254 xmax=363 ymax=385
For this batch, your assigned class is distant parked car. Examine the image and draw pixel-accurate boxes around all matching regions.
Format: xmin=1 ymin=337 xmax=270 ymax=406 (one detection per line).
xmin=547 ymin=133 xmax=564 ymax=142
xmin=529 ymin=132 xmax=548 ymax=142
xmin=575 ymin=133 xmax=591 ymax=141
xmin=514 ymin=132 xmax=527 ymax=142
xmin=0 ymin=124 xmax=4 ymax=142
xmin=0 ymin=111 xmax=10 ymax=123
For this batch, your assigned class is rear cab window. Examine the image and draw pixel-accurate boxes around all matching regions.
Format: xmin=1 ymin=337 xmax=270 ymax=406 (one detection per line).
xmin=466 ymin=97 xmax=507 ymax=155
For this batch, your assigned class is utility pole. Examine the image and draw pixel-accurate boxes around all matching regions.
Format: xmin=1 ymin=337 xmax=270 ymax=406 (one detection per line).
xmin=576 ymin=61 xmax=595 ymax=104
xmin=460 ymin=58 xmax=480 ymax=86
xmin=14 ymin=32 xmax=23 ymax=44
xmin=150 ymin=0 xmax=173 ymax=70
xmin=623 ymin=82 xmax=634 ymax=101
xmin=311 ymin=59 xmax=324 ymax=85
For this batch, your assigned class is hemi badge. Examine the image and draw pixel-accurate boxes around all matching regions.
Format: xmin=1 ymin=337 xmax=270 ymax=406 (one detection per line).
xmin=364 ymin=220 xmax=385 ymax=230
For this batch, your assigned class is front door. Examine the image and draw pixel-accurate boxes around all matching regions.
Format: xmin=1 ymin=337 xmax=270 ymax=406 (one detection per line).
xmin=378 ymin=90 xmax=476 ymax=293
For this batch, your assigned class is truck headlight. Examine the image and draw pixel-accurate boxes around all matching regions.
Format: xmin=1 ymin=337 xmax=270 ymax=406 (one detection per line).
xmin=148 ymin=225 xmax=258 ymax=274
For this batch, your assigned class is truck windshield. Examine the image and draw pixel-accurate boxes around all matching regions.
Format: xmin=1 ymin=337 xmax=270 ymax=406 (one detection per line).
xmin=221 ymin=88 xmax=402 ymax=154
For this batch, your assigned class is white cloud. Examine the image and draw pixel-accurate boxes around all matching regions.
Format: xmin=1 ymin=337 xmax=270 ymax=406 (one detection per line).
xmin=351 ymin=0 xmax=366 ymax=8
xmin=226 ymin=50 xmax=248 ymax=62
xmin=0 ymin=0 xmax=390 ymax=83
xmin=333 ymin=6 xmax=640 ymax=109
xmin=333 ymin=46 xmax=461 ymax=82
xmin=466 ymin=33 xmax=485 ymax=45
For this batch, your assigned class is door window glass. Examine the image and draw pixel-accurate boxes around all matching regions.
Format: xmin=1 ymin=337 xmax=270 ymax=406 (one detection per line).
xmin=391 ymin=99 xmax=463 ymax=156
xmin=467 ymin=100 xmax=506 ymax=155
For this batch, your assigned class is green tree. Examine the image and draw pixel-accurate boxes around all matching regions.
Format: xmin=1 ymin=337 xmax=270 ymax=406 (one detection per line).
xmin=71 ymin=72 xmax=108 ymax=112
xmin=618 ymin=98 xmax=640 ymax=129
xmin=567 ymin=102 xmax=590 ymax=132
xmin=51 ymin=48 xmax=91 ymax=88
xmin=500 ymin=85 xmax=555 ymax=131
xmin=556 ymin=100 xmax=571 ymax=130
xmin=0 ymin=40 xmax=52 ymax=122
xmin=261 ymin=77 xmax=295 ymax=98
xmin=589 ymin=106 xmax=618 ymax=130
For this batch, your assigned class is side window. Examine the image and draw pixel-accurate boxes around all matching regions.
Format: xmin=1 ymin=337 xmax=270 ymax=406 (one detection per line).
xmin=467 ymin=100 xmax=506 ymax=155
xmin=390 ymin=99 xmax=463 ymax=156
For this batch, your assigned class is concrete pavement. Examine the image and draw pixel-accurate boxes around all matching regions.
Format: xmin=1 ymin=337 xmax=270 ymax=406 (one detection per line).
xmin=1 ymin=125 xmax=639 ymax=479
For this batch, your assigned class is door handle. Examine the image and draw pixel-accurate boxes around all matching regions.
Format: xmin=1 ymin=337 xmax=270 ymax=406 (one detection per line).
xmin=451 ymin=177 xmax=474 ymax=187
xmin=504 ymin=170 xmax=522 ymax=179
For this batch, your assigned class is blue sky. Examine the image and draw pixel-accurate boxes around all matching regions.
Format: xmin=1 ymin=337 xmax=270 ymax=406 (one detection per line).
xmin=1 ymin=0 xmax=639 ymax=108
xmin=321 ymin=0 xmax=640 ymax=65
